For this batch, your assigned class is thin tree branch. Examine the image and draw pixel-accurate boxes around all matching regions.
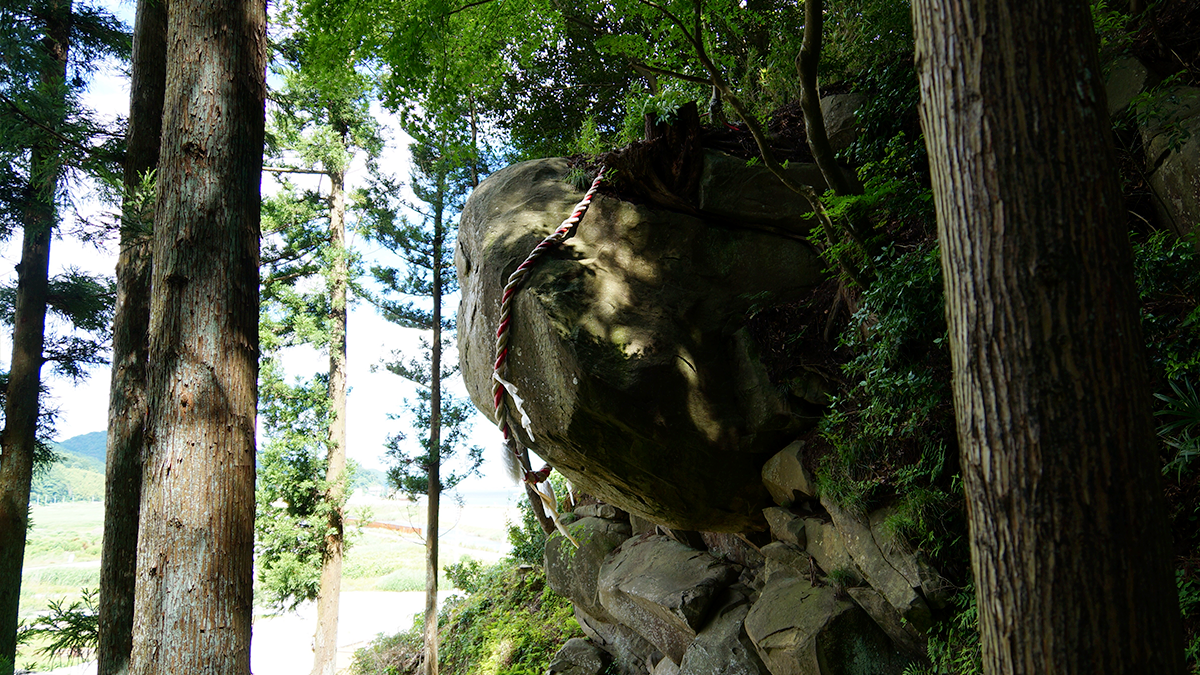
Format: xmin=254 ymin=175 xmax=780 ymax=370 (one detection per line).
xmin=639 ymin=0 xmax=869 ymax=287
xmin=635 ymin=0 xmax=701 ymax=53
xmin=0 ymin=91 xmax=117 ymax=163
xmin=445 ymin=0 xmax=495 ymax=17
xmin=263 ymin=166 xmax=328 ymax=175
xmin=629 ymin=60 xmax=712 ymax=86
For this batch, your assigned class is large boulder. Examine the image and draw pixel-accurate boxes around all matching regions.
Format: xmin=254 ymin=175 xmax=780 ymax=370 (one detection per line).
xmin=575 ymin=605 xmax=658 ymax=675
xmin=819 ymin=94 xmax=868 ymax=153
xmin=456 ymin=157 xmax=826 ymax=531
xmin=822 ymin=498 xmax=933 ymax=631
xmin=598 ymin=535 xmax=739 ymax=664
xmin=546 ymin=517 xmax=633 ymax=623
xmin=761 ymin=441 xmax=819 ymax=506
xmin=801 ymin=516 xmax=860 ymax=584
xmin=743 ymin=577 xmax=909 ymax=675
xmin=679 ymin=591 xmax=770 ymax=675
xmin=1141 ymin=85 xmax=1200 ymax=242
xmin=548 ymin=637 xmax=611 ymax=675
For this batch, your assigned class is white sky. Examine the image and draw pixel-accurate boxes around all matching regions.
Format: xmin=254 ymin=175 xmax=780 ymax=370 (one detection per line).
xmin=0 ymin=0 xmax=519 ymax=497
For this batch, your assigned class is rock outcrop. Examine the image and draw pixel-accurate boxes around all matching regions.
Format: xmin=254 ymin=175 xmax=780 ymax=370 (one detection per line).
xmin=543 ymin=495 xmax=949 ymax=675
xmin=1105 ymin=56 xmax=1200 ymax=244
xmin=458 ymin=113 xmax=953 ymax=675
xmin=456 ymin=155 xmax=826 ymax=531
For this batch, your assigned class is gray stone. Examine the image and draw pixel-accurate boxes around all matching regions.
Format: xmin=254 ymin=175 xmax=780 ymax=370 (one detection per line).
xmin=575 ymin=605 xmax=658 ymax=675
xmin=701 ymin=531 xmax=766 ymax=569
xmin=698 ymin=150 xmax=829 ymax=229
xmin=1106 ymin=56 xmax=1152 ymax=116
xmin=630 ymin=513 xmax=657 ymax=536
xmin=575 ymin=502 xmax=625 ymax=520
xmin=678 ymin=592 xmax=770 ymax=675
xmin=546 ymin=517 xmax=632 ymax=623
xmin=760 ymin=542 xmax=811 ymax=585
xmin=457 ymin=157 xmax=826 ymax=532
xmin=598 ymin=535 xmax=738 ymax=664
xmin=652 ymin=656 xmax=681 ymax=675
xmin=801 ymin=517 xmax=860 ymax=584
xmin=867 ymin=508 xmax=952 ymax=610
xmin=822 ymin=497 xmax=932 ymax=632
xmin=1141 ymin=86 xmax=1200 ymax=243
xmin=764 ymin=507 xmax=807 ymax=548
xmin=744 ymin=576 xmax=909 ymax=675
xmin=548 ymin=637 xmax=610 ymax=675
xmin=762 ymin=441 xmax=819 ymax=506
xmin=819 ymin=93 xmax=868 ymax=153
xmin=846 ymin=586 xmax=928 ymax=660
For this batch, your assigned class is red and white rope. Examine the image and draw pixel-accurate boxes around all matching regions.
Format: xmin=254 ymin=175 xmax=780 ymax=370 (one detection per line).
xmin=492 ymin=167 xmax=605 ymax=483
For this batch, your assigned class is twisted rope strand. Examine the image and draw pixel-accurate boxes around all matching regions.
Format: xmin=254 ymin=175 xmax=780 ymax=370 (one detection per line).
xmin=492 ymin=167 xmax=605 ymax=482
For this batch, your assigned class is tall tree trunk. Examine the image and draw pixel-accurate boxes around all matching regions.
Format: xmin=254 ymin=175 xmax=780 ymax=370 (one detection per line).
xmin=796 ymin=0 xmax=852 ymax=197
xmin=128 ymin=0 xmax=266 ymax=671
xmin=98 ymin=0 xmax=167 ymax=671
xmin=310 ymin=160 xmax=347 ymax=675
xmin=423 ymin=192 xmax=444 ymax=675
xmin=912 ymin=1 xmax=1183 ymax=673
xmin=0 ymin=4 xmax=70 ymax=671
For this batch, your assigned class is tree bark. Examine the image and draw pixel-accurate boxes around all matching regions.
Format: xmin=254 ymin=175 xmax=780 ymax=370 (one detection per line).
xmin=98 ymin=0 xmax=167 ymax=672
xmin=796 ymin=0 xmax=852 ymax=197
xmin=128 ymin=0 xmax=265 ymax=671
xmin=0 ymin=3 xmax=70 ymax=671
xmin=912 ymin=1 xmax=1183 ymax=673
xmin=423 ymin=188 xmax=445 ymax=675
xmin=310 ymin=160 xmax=347 ymax=675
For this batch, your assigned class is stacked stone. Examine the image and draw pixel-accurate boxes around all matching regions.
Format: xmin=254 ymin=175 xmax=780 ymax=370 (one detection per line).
xmin=544 ymin=441 xmax=951 ymax=675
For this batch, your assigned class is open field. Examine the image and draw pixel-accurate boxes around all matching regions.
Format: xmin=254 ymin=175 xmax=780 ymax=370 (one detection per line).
xmin=17 ymin=491 xmax=521 ymax=673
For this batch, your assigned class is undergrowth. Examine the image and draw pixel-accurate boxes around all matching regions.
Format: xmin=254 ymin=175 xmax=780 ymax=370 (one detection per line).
xmin=352 ymin=499 xmax=581 ymax=675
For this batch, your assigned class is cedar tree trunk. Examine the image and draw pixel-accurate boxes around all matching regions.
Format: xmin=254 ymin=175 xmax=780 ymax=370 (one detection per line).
xmin=310 ymin=160 xmax=347 ymax=675
xmin=423 ymin=189 xmax=445 ymax=675
xmin=912 ymin=1 xmax=1184 ymax=672
xmin=0 ymin=4 xmax=70 ymax=671
xmin=98 ymin=0 xmax=167 ymax=671
xmin=128 ymin=0 xmax=266 ymax=671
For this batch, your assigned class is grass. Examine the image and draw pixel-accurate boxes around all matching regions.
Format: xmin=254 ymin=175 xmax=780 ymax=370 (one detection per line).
xmin=16 ymin=493 xmax=520 ymax=671
xmin=339 ymin=498 xmax=515 ymax=593
xmin=18 ymin=502 xmax=106 ymax=672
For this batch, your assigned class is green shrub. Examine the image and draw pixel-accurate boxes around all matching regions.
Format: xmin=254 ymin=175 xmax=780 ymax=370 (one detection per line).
xmin=352 ymin=561 xmax=580 ymax=675
xmin=18 ymin=588 xmax=99 ymax=663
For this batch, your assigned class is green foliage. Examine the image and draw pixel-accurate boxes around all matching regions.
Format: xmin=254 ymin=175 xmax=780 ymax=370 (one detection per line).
xmin=1124 ymin=73 xmax=1197 ymax=152
xmin=254 ymin=367 xmax=359 ymax=610
xmin=0 ymin=0 xmax=130 ymax=234
xmin=816 ymin=244 xmax=956 ymax=530
xmin=1157 ymin=378 xmax=1200 ymax=479
xmin=29 ymin=455 xmax=104 ymax=504
xmin=352 ymin=562 xmax=581 ymax=675
xmin=821 ymin=0 xmax=914 ymax=83
xmin=1090 ymin=0 xmax=1135 ymax=56
xmin=0 ymin=269 xmax=115 ymax=380
xmin=362 ymin=127 xmax=483 ymax=501
xmin=506 ymin=497 xmax=549 ymax=567
xmin=444 ymin=557 xmax=487 ymax=594
xmin=17 ymin=587 xmax=98 ymax=663
xmin=826 ymin=134 xmax=934 ymax=230
xmin=1180 ymin=568 xmax=1200 ymax=671
xmin=1132 ymin=232 xmax=1200 ymax=383
xmin=904 ymin=586 xmax=982 ymax=675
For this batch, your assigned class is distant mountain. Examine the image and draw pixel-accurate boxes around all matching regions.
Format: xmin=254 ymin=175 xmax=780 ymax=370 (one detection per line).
xmin=32 ymin=432 xmax=107 ymax=504
xmin=56 ymin=431 xmax=107 ymax=467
